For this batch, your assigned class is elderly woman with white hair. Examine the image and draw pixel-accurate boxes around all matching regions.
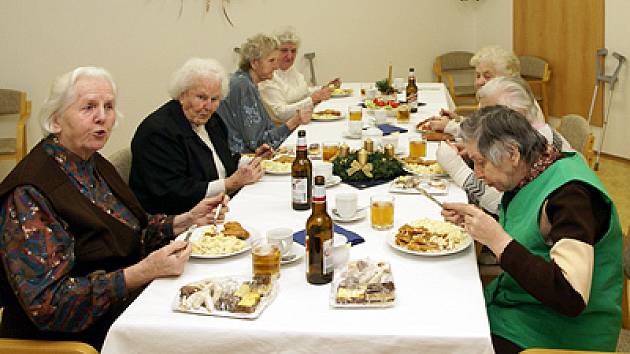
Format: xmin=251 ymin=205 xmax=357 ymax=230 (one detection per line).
xmin=437 ymin=76 xmax=571 ymax=215
xmin=259 ymin=28 xmax=339 ymax=123
xmin=130 ymin=57 xmax=269 ymax=215
xmin=218 ymin=33 xmax=311 ymax=153
xmin=429 ymin=45 xmax=521 ymax=133
xmin=442 ymin=105 xmax=621 ymax=353
xmin=0 ymin=67 xmax=227 ymax=349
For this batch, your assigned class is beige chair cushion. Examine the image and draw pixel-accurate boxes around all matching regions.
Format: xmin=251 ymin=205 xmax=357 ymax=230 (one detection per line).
xmin=440 ymin=52 xmax=474 ymax=71
xmin=107 ymin=148 xmax=132 ymax=184
xmin=0 ymin=89 xmax=21 ymax=114
xmin=557 ymin=114 xmax=590 ymax=152
xmin=519 ymin=55 xmax=547 ymax=79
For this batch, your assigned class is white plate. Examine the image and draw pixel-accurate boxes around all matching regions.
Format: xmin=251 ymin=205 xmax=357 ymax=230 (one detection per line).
xmin=172 ymin=275 xmax=278 ymax=319
xmin=342 ymin=130 xmax=362 ymax=139
xmin=312 ymin=112 xmax=346 ymax=121
xmin=402 ymin=166 xmax=449 ymax=178
xmin=280 ymin=243 xmax=304 ymax=265
xmin=177 ymin=224 xmax=256 ymax=259
xmin=386 ymin=232 xmax=472 ymax=257
xmin=325 ymin=175 xmax=342 ymax=187
xmin=264 ymin=168 xmax=291 ymax=175
xmin=330 ymin=207 xmax=367 ymax=223
xmin=388 ymin=178 xmax=449 ymax=196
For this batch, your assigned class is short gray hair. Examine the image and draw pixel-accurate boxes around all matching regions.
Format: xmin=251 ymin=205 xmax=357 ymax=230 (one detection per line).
xmin=460 ymin=105 xmax=547 ymax=166
xmin=477 ymin=76 xmax=543 ymax=125
xmin=275 ymin=27 xmax=301 ymax=47
xmin=470 ymin=46 xmax=520 ymax=77
xmin=238 ymin=34 xmax=279 ymax=71
xmin=168 ymin=57 xmax=229 ymax=99
xmin=40 ymin=66 xmax=121 ymax=135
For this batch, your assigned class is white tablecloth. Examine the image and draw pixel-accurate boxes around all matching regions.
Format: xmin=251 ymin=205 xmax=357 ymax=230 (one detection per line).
xmin=102 ymin=83 xmax=493 ymax=354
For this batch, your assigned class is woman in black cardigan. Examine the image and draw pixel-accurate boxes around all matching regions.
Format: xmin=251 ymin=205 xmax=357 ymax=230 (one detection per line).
xmin=130 ymin=58 xmax=272 ymax=215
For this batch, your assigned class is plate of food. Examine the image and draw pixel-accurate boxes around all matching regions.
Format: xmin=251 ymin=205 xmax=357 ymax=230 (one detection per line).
xmin=402 ymin=157 xmax=448 ymax=177
xmin=262 ymin=155 xmax=294 ymax=175
xmin=387 ymin=218 xmax=472 ymax=256
xmin=330 ymin=259 xmax=396 ymax=308
xmin=331 ymin=88 xmax=353 ymax=98
xmin=312 ymin=109 xmax=345 ymax=121
xmin=177 ymin=222 xmax=255 ymax=259
xmin=389 ymin=175 xmax=449 ymax=195
xmin=174 ymin=275 xmax=277 ymax=319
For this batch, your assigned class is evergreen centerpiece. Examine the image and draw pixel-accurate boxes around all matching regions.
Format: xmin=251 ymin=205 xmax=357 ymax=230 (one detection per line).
xmin=333 ymin=149 xmax=404 ymax=182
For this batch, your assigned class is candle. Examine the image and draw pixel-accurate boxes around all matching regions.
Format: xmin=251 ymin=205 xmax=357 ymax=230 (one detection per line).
xmin=363 ymin=138 xmax=374 ymax=153
xmin=358 ymin=149 xmax=368 ymax=165
xmin=384 ymin=144 xmax=395 ymax=158
xmin=387 ymin=64 xmax=393 ymax=86
xmin=338 ymin=143 xmax=349 ymax=158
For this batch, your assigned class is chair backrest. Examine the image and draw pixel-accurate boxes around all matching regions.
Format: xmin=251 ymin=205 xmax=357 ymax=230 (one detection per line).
xmin=0 ymin=339 xmax=98 ymax=354
xmin=0 ymin=89 xmax=31 ymax=162
xmin=107 ymin=148 xmax=132 ymax=184
xmin=439 ymin=51 xmax=474 ymax=71
xmin=557 ymin=114 xmax=591 ymax=153
xmin=623 ymin=225 xmax=630 ymax=329
xmin=519 ymin=55 xmax=550 ymax=81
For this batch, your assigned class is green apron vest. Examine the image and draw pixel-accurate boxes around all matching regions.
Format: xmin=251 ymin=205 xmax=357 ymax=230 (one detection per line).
xmin=485 ymin=153 xmax=622 ymax=351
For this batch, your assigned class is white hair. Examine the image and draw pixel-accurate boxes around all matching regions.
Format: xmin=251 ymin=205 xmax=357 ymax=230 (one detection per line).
xmin=275 ymin=27 xmax=301 ymax=47
xmin=40 ymin=66 xmax=121 ymax=135
xmin=168 ymin=58 xmax=229 ymax=100
xmin=477 ymin=76 xmax=544 ymax=125
xmin=470 ymin=45 xmax=520 ymax=77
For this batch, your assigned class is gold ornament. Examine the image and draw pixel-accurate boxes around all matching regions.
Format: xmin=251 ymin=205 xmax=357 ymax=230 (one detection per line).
xmin=346 ymin=160 xmax=374 ymax=178
xmin=338 ymin=143 xmax=349 ymax=158
xmin=357 ymin=149 xmax=368 ymax=164
xmin=384 ymin=144 xmax=395 ymax=158
xmin=363 ymin=138 xmax=374 ymax=153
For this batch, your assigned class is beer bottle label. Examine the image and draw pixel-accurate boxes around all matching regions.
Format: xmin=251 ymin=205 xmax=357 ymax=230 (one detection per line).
xmin=292 ymin=178 xmax=308 ymax=203
xmin=322 ymin=238 xmax=333 ymax=275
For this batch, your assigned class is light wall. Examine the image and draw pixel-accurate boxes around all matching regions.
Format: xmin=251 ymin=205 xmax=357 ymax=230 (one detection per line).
xmin=0 ymin=0 xmax=511 ymax=177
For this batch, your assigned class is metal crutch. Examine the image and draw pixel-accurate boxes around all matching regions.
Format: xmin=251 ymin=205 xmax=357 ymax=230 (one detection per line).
xmin=586 ymin=48 xmax=626 ymax=171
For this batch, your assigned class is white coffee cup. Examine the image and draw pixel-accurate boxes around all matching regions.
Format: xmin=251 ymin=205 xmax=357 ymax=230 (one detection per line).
xmin=381 ymin=135 xmax=399 ymax=150
xmin=374 ymin=109 xmax=387 ymax=125
xmin=332 ymin=235 xmax=350 ymax=268
xmin=393 ymin=77 xmax=405 ymax=92
xmin=366 ymin=88 xmax=378 ymax=100
xmin=266 ymin=228 xmax=294 ymax=256
xmin=313 ymin=161 xmax=333 ymax=182
xmin=335 ymin=193 xmax=358 ymax=218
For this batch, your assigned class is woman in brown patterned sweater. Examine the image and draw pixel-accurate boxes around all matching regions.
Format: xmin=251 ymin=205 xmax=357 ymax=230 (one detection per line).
xmin=0 ymin=67 xmax=228 ymax=349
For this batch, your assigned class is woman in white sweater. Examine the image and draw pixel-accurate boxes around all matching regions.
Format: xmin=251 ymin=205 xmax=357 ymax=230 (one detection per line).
xmin=258 ymin=28 xmax=338 ymax=123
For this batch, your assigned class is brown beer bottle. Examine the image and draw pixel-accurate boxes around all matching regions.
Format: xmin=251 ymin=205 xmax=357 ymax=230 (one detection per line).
xmin=291 ymin=130 xmax=312 ymax=210
xmin=306 ymin=176 xmax=334 ymax=284
xmin=406 ymin=67 xmax=418 ymax=113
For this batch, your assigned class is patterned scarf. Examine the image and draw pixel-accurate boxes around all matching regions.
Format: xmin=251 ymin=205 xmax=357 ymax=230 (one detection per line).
xmin=515 ymin=144 xmax=562 ymax=190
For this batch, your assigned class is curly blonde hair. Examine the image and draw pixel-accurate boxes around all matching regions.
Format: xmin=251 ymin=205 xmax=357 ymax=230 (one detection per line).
xmin=470 ymin=45 xmax=520 ymax=77
xmin=238 ymin=34 xmax=279 ymax=71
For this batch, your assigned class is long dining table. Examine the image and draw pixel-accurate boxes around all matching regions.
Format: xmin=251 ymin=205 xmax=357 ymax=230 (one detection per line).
xmin=101 ymin=83 xmax=494 ymax=354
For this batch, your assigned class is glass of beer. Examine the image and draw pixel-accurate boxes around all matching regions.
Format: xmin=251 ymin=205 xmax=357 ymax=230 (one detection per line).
xmin=408 ymin=137 xmax=427 ymax=159
xmin=252 ymin=239 xmax=281 ymax=280
xmin=397 ymin=104 xmax=410 ymax=123
xmin=370 ymin=195 xmax=394 ymax=230
xmin=322 ymin=141 xmax=340 ymax=161
xmin=349 ymin=105 xmax=362 ymax=122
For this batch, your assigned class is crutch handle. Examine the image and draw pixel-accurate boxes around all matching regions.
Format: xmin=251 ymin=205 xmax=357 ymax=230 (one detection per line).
xmin=597 ymin=48 xmax=609 ymax=57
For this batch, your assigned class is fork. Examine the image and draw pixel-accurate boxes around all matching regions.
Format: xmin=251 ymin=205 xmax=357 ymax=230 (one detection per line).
xmin=415 ymin=186 xmax=443 ymax=208
xmin=212 ymin=203 xmax=223 ymax=226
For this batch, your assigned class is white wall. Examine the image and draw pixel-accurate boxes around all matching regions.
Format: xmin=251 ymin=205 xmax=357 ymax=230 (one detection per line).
xmin=600 ymin=0 xmax=630 ymax=159
xmin=0 ymin=0 xmax=512 ymax=177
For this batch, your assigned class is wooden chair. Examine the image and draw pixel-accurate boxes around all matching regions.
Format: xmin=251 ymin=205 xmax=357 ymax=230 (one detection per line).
xmin=107 ymin=148 xmax=132 ymax=185
xmin=0 ymin=89 xmax=31 ymax=163
xmin=433 ymin=51 xmax=477 ymax=108
xmin=0 ymin=339 xmax=98 ymax=354
xmin=557 ymin=114 xmax=595 ymax=168
xmin=519 ymin=55 xmax=551 ymax=119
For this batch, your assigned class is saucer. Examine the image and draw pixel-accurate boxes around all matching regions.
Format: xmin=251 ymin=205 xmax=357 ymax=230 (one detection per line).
xmin=280 ymin=243 xmax=304 ymax=265
xmin=325 ymin=175 xmax=342 ymax=187
xmin=342 ymin=130 xmax=362 ymax=139
xmin=331 ymin=207 xmax=367 ymax=223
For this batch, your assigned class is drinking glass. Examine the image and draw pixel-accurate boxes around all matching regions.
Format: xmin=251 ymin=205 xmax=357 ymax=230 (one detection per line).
xmin=408 ymin=137 xmax=427 ymax=159
xmin=322 ymin=141 xmax=340 ymax=161
xmin=397 ymin=105 xmax=410 ymax=123
xmin=252 ymin=239 xmax=281 ymax=279
xmin=370 ymin=195 xmax=394 ymax=230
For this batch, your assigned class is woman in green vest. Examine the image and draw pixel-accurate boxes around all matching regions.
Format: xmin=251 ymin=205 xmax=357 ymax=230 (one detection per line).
xmin=442 ymin=105 xmax=622 ymax=353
